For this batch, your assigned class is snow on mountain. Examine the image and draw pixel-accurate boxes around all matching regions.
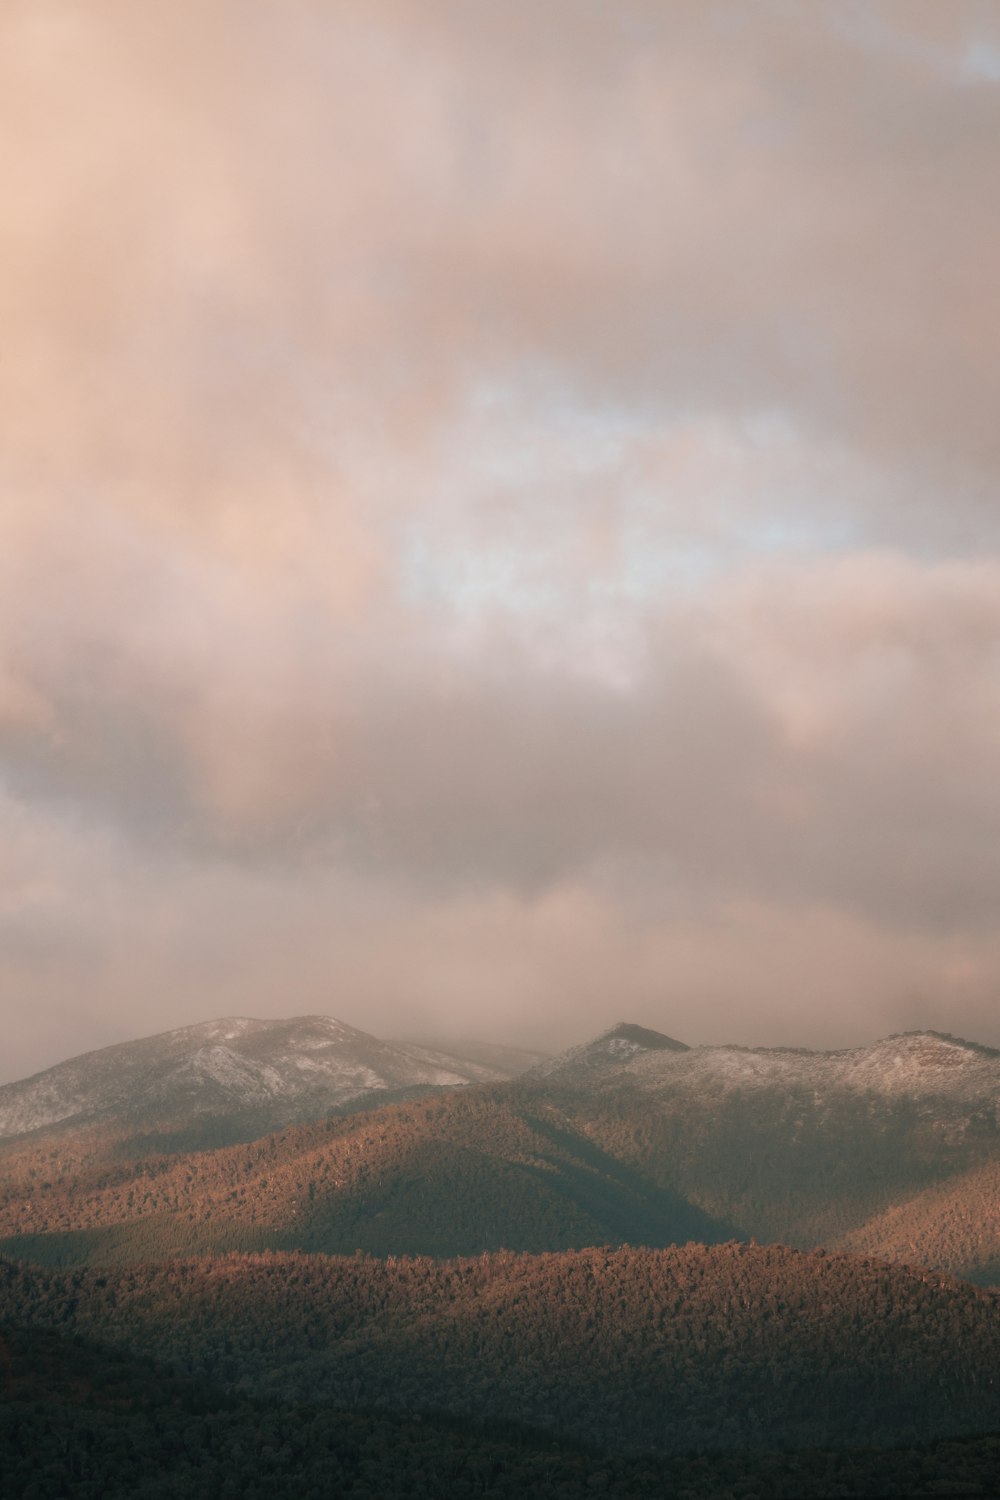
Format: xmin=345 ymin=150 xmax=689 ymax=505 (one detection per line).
xmin=534 ymin=1025 xmax=999 ymax=1118
xmin=5 ymin=1013 xmax=995 ymax=1152
xmin=0 ymin=1015 xmax=520 ymax=1139
xmin=528 ymin=1022 xmax=690 ymax=1078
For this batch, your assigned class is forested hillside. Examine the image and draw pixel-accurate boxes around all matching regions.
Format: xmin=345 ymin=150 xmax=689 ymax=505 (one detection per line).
xmin=837 ymin=1159 xmax=1000 ymax=1287
xmin=2 ymin=1040 xmax=998 ymax=1280
xmin=5 ymin=1316 xmax=1000 ymax=1499
xmin=3 ymin=1243 xmax=998 ymax=1457
xmin=0 ymin=1087 xmax=735 ymax=1264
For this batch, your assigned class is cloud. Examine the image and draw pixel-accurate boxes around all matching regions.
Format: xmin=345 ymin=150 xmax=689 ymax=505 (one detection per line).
xmin=2 ymin=2 xmax=1000 ymax=1076
xmin=4 ymin=543 xmax=999 ymax=921
xmin=4 ymin=1 xmax=1000 ymax=520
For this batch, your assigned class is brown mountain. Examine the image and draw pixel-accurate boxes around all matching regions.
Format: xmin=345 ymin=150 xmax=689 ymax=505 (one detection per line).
xmin=0 ymin=1021 xmax=997 ymax=1282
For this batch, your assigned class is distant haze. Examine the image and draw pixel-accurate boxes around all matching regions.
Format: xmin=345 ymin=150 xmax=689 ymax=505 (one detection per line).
xmin=3 ymin=1 xmax=1000 ymax=1083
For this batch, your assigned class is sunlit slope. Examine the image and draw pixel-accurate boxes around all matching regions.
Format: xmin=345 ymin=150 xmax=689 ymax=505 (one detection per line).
xmin=0 ymin=1088 xmax=734 ymax=1263
xmin=835 ymin=1158 xmax=1000 ymax=1286
xmin=1 ymin=1024 xmax=996 ymax=1277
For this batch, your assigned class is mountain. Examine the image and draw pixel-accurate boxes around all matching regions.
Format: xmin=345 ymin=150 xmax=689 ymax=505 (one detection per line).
xmin=4 ymin=1023 xmax=999 ymax=1499
xmin=3 ymin=1020 xmax=995 ymax=1488
xmin=524 ymin=1024 xmax=1000 ymax=1280
xmin=528 ymin=1020 xmax=689 ymax=1076
xmin=0 ymin=1014 xmax=540 ymax=1144
xmin=535 ymin=1022 xmax=999 ymax=1108
xmin=1 ymin=1020 xmax=997 ymax=1282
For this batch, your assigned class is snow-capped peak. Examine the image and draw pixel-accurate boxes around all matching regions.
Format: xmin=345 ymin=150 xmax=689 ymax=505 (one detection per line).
xmin=0 ymin=1015 xmax=528 ymax=1139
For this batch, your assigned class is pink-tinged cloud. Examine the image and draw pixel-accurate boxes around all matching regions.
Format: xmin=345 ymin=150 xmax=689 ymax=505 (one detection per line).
xmin=2 ymin=2 xmax=1000 ymax=1076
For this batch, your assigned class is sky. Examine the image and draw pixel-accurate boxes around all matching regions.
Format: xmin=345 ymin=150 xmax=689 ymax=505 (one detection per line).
xmin=3 ymin=0 xmax=1000 ymax=1082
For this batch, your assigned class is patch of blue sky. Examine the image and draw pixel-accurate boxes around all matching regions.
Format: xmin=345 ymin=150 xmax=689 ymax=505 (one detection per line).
xmin=398 ymin=517 xmax=855 ymax=624
xmin=963 ymin=40 xmax=1000 ymax=82
xmin=730 ymin=509 xmax=863 ymax=557
xmin=399 ymin=380 xmax=870 ymax=620
xmin=823 ymin=3 xmax=1000 ymax=88
xmin=399 ymin=532 xmax=565 ymax=618
xmin=614 ymin=512 xmax=860 ymax=604
xmin=459 ymin=375 xmax=643 ymax=486
xmin=613 ymin=532 xmax=721 ymax=598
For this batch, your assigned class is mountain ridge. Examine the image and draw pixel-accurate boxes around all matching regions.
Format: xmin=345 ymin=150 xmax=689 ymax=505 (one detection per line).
xmin=1 ymin=1017 xmax=997 ymax=1282
xmin=0 ymin=1014 xmax=545 ymax=1141
xmin=527 ymin=1020 xmax=690 ymax=1078
xmin=532 ymin=1023 xmax=1000 ymax=1111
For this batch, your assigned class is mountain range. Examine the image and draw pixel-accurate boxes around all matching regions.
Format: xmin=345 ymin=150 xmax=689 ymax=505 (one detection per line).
xmin=3 ymin=1014 xmax=1000 ymax=1495
xmin=538 ymin=1020 xmax=1000 ymax=1109
xmin=1 ymin=1017 xmax=997 ymax=1283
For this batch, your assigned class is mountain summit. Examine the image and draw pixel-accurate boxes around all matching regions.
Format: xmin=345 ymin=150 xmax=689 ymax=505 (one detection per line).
xmin=529 ymin=1021 xmax=689 ymax=1078
xmin=531 ymin=1024 xmax=999 ymax=1105
xmin=0 ymin=1015 xmax=529 ymax=1141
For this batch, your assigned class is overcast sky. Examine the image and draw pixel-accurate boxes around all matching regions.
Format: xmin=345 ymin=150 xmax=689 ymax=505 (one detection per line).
xmin=3 ymin=0 xmax=1000 ymax=1081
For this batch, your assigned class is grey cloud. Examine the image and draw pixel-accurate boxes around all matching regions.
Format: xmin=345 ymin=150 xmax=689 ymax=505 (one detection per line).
xmin=4 ymin=539 xmax=999 ymax=939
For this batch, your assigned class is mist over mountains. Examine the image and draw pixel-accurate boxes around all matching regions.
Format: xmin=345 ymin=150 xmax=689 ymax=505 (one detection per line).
xmin=8 ymin=3 xmax=1000 ymax=1493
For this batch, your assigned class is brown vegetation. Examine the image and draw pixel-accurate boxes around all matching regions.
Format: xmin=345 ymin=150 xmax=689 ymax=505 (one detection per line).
xmin=1 ymin=1076 xmax=997 ymax=1280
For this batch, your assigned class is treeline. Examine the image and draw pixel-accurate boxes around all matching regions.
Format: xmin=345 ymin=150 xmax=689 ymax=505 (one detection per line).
xmin=2 ymin=1243 xmax=998 ymax=1456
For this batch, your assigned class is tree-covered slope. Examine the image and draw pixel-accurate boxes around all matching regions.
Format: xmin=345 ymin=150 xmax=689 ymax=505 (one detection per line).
xmin=0 ymin=1088 xmax=736 ymax=1264
xmin=3 ymin=1243 xmax=999 ymax=1457
xmin=5 ymin=1313 xmax=1000 ymax=1499
xmin=1 ymin=1025 xmax=997 ymax=1278
xmin=836 ymin=1158 xmax=1000 ymax=1287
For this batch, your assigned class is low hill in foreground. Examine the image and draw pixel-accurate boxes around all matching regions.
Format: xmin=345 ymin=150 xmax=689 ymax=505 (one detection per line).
xmin=4 ymin=1318 xmax=1000 ymax=1499
xmin=2 ymin=1314 xmax=999 ymax=1500
xmin=3 ymin=1243 xmax=998 ymax=1458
